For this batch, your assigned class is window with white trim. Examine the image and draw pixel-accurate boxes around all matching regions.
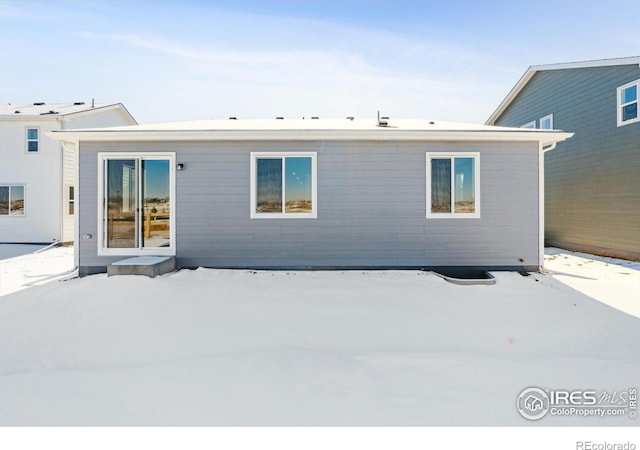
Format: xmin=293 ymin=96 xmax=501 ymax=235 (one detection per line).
xmin=539 ymin=114 xmax=553 ymax=130
xmin=250 ymin=152 xmax=317 ymax=218
xmin=426 ymin=153 xmax=480 ymax=219
xmin=0 ymin=185 xmax=25 ymax=216
xmin=26 ymin=128 xmax=39 ymax=152
xmin=617 ymin=79 xmax=639 ymax=126
xmin=521 ymin=121 xmax=536 ymax=129
xmin=66 ymin=185 xmax=75 ymax=216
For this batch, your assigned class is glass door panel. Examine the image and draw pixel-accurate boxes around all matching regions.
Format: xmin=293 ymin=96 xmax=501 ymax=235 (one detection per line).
xmin=105 ymin=159 xmax=137 ymax=248
xmin=141 ymin=159 xmax=171 ymax=248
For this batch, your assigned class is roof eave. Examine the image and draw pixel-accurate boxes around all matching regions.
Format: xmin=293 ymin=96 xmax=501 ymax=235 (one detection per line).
xmin=486 ymin=67 xmax=537 ymax=125
xmin=61 ymin=103 xmax=138 ymax=125
xmin=48 ymin=129 xmax=573 ymax=147
xmin=1 ymin=114 xmax=63 ymax=121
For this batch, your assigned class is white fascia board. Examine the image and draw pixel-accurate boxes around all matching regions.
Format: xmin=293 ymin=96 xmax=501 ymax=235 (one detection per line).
xmin=486 ymin=67 xmax=537 ymax=125
xmin=48 ymin=129 xmax=573 ymax=147
xmin=60 ymin=104 xmax=138 ymax=125
xmin=531 ymin=56 xmax=640 ymax=72
xmin=0 ymin=115 xmax=61 ymax=122
xmin=2 ymin=104 xmax=137 ymax=124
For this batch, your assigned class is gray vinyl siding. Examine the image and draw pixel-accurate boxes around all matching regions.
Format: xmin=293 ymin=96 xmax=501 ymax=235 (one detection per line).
xmin=494 ymin=64 xmax=640 ymax=260
xmin=78 ymin=140 xmax=540 ymax=272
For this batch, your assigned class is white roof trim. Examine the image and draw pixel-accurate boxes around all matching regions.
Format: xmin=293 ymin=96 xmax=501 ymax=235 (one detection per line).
xmin=47 ymin=118 xmax=573 ymax=148
xmin=60 ymin=103 xmax=138 ymax=125
xmin=486 ymin=56 xmax=640 ymax=125
xmin=0 ymin=103 xmax=137 ymax=124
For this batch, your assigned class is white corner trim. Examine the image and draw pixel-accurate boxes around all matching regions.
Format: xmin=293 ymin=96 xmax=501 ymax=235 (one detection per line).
xmin=538 ymin=142 xmax=545 ymax=268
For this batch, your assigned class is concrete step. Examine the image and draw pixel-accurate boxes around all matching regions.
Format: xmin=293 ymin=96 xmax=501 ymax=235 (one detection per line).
xmin=108 ymin=256 xmax=175 ymax=278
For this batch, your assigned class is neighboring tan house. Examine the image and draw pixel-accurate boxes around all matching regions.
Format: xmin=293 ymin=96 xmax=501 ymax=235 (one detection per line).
xmin=0 ymin=102 xmax=137 ymax=244
xmin=51 ymin=117 xmax=570 ymax=275
xmin=486 ymin=57 xmax=640 ymax=260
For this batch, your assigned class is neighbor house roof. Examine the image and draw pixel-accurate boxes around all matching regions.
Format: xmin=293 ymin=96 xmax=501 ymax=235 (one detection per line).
xmin=49 ymin=117 xmax=572 ymax=148
xmin=486 ymin=56 xmax=640 ymax=125
xmin=0 ymin=102 xmax=137 ymax=124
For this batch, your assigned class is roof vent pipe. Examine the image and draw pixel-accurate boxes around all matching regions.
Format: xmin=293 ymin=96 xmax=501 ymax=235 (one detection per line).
xmin=74 ymin=102 xmax=85 ymax=106
xmin=377 ymin=110 xmax=388 ymax=127
xmin=276 ymin=116 xmax=284 ymax=120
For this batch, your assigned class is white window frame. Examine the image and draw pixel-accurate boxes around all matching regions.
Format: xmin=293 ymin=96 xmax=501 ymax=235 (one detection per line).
xmin=426 ymin=152 xmax=480 ymax=219
xmin=521 ymin=121 xmax=536 ymax=129
xmin=25 ymin=127 xmax=39 ymax=153
xmin=617 ymin=79 xmax=640 ymax=127
xmin=250 ymin=152 xmax=318 ymax=219
xmin=539 ymin=114 xmax=554 ymax=130
xmin=65 ymin=184 xmax=75 ymax=216
xmin=0 ymin=184 xmax=26 ymax=217
xmin=97 ymin=152 xmax=176 ymax=256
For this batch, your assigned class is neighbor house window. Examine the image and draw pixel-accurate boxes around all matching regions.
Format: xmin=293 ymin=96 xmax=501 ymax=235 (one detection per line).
xmin=521 ymin=121 xmax=536 ymax=129
xmin=98 ymin=153 xmax=175 ymax=256
xmin=539 ymin=114 xmax=554 ymax=130
xmin=26 ymin=128 xmax=39 ymax=152
xmin=250 ymin=152 xmax=317 ymax=218
xmin=426 ymin=153 xmax=480 ymax=218
xmin=0 ymin=185 xmax=25 ymax=216
xmin=617 ymin=79 xmax=639 ymax=126
xmin=67 ymin=185 xmax=75 ymax=215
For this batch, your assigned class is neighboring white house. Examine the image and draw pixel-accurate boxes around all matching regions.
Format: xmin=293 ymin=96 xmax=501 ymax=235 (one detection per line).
xmin=0 ymin=102 xmax=137 ymax=243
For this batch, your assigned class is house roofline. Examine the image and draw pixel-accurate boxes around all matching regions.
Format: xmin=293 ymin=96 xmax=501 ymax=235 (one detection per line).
xmin=60 ymin=103 xmax=138 ymax=125
xmin=48 ymin=127 xmax=573 ymax=148
xmin=0 ymin=103 xmax=137 ymax=124
xmin=486 ymin=56 xmax=640 ymax=125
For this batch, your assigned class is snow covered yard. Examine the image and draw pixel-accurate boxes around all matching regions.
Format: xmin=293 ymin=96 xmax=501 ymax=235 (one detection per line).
xmin=0 ymin=244 xmax=75 ymax=297
xmin=0 ymin=264 xmax=638 ymax=426
xmin=545 ymin=247 xmax=640 ymax=318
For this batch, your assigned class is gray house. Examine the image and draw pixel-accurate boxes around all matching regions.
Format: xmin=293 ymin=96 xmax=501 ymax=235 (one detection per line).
xmin=50 ymin=118 xmax=571 ymax=275
xmin=487 ymin=57 xmax=640 ymax=260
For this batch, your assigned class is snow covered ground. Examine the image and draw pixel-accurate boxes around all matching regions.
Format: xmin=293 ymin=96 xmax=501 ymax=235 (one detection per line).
xmin=0 ymin=246 xmax=637 ymax=426
xmin=0 ymin=244 xmax=75 ymax=297
xmin=544 ymin=247 xmax=640 ymax=318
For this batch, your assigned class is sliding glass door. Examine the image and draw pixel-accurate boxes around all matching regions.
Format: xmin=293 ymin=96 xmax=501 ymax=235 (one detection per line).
xmin=100 ymin=154 xmax=174 ymax=255
xmin=106 ymin=159 xmax=137 ymax=248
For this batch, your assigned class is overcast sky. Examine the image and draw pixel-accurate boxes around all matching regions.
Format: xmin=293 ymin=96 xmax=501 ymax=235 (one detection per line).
xmin=1 ymin=0 xmax=638 ymax=124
